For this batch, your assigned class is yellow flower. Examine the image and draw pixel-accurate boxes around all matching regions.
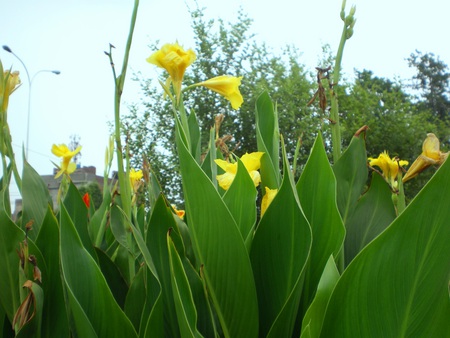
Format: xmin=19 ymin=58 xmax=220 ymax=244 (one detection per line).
xmin=129 ymin=169 xmax=143 ymax=193
xmin=215 ymin=152 xmax=264 ymax=190
xmin=172 ymin=205 xmax=185 ymax=220
xmin=51 ymin=144 xmax=82 ymax=178
xmin=196 ymin=75 xmax=244 ymax=109
xmin=403 ymin=133 xmax=449 ymax=182
xmin=1 ymin=69 xmax=21 ymax=112
xmin=368 ymin=151 xmax=408 ymax=188
xmin=261 ymin=187 xmax=278 ymax=216
xmin=146 ymin=43 xmax=196 ymax=102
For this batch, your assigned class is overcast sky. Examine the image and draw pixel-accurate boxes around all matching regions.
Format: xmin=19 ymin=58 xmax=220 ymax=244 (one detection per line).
xmin=1 ymin=0 xmax=449 ymax=202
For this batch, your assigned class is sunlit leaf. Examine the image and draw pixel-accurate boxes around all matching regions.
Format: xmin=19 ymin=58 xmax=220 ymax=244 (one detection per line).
xmin=175 ymin=117 xmax=259 ymax=337
xmin=250 ymin=143 xmax=311 ymax=337
xmin=321 ymin=157 xmax=450 ymax=337
xmin=344 ymin=172 xmax=396 ymax=265
xmin=59 ymin=204 xmax=137 ymax=337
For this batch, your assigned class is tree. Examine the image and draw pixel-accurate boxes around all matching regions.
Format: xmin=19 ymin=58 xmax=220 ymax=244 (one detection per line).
xmin=407 ymin=51 xmax=450 ymax=146
xmin=339 ymin=69 xmax=437 ymax=198
xmin=122 ymin=6 xmax=316 ymax=204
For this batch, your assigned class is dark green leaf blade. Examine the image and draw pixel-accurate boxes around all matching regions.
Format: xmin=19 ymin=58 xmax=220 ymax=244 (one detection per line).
xmin=332 ymin=132 xmax=368 ymax=224
xmin=59 ymin=204 xmax=137 ymax=337
xmin=250 ymin=145 xmax=312 ymax=337
xmin=175 ymin=119 xmax=259 ymax=338
xmin=297 ymin=133 xmax=345 ymax=306
xmin=321 ymin=157 xmax=450 ymax=337
xmin=344 ymin=172 xmax=396 ymax=265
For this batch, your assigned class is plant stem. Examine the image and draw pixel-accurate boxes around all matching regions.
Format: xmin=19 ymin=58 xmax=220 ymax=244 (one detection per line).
xmin=110 ymin=0 xmax=139 ymax=282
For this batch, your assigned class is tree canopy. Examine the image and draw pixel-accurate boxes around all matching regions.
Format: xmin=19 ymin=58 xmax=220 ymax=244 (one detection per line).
xmin=122 ymin=6 xmax=448 ymax=204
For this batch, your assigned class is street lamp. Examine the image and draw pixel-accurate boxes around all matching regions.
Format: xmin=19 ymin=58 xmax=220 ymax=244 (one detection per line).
xmin=2 ymin=45 xmax=60 ymax=159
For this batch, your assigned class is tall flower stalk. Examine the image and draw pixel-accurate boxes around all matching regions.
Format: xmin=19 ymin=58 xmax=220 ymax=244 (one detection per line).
xmin=105 ymin=0 xmax=140 ymax=282
xmin=329 ymin=0 xmax=356 ymax=162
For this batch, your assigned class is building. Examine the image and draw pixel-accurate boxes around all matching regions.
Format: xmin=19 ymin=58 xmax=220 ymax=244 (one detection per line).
xmin=13 ymin=166 xmax=114 ymax=219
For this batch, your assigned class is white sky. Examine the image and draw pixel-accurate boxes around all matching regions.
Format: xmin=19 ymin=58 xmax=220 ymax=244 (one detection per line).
xmin=1 ymin=0 xmax=449 ymax=203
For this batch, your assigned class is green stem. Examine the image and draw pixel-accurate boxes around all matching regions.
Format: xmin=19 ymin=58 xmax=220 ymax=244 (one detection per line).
xmin=329 ymin=26 xmax=347 ymax=163
xmin=330 ymin=0 xmax=356 ymax=163
xmin=110 ymin=0 xmax=139 ymax=282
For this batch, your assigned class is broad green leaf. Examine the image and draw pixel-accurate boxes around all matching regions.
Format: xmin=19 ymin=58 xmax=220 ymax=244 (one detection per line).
xmin=168 ymin=231 xmax=204 ymax=338
xmin=147 ymin=195 xmax=182 ymax=338
xmin=222 ymin=159 xmax=257 ymax=243
xmin=59 ymin=204 xmax=137 ymax=337
xmin=344 ymin=172 xmax=396 ymax=265
xmin=21 ymin=160 xmax=52 ymax=240
xmin=63 ymin=181 xmax=96 ymax=259
xmin=188 ymin=108 xmax=201 ymax=164
xmin=250 ymin=144 xmax=312 ymax=337
xmin=124 ymin=265 xmax=147 ymax=333
xmin=300 ymin=256 xmax=340 ymax=338
xmin=256 ymin=91 xmax=281 ymax=189
xmin=332 ymin=132 xmax=368 ymax=224
xmin=95 ymin=248 xmax=128 ymax=308
xmin=321 ymin=157 xmax=450 ymax=337
xmin=35 ymin=207 xmax=69 ymax=338
xmin=297 ymin=133 xmax=345 ymax=307
xmin=0 ymin=210 xmax=22 ymax=323
xmin=200 ymin=128 xmax=218 ymax=188
xmin=175 ymin=118 xmax=259 ymax=338
xmin=88 ymin=186 xmax=112 ymax=248
xmin=122 ymin=210 xmax=164 ymax=338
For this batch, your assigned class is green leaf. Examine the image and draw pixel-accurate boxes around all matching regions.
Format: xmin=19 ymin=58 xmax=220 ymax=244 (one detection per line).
xmin=175 ymin=118 xmax=259 ymax=337
xmin=297 ymin=133 xmax=345 ymax=307
xmin=0 ymin=210 xmax=22 ymax=323
xmin=89 ymin=186 xmax=112 ymax=248
xmin=63 ymin=181 xmax=96 ymax=259
xmin=344 ymin=172 xmax=396 ymax=265
xmin=95 ymin=248 xmax=128 ymax=308
xmin=21 ymin=161 xmax=52 ymax=240
xmin=123 ymin=210 xmax=164 ymax=338
xmin=35 ymin=207 xmax=70 ymax=338
xmin=222 ymin=159 xmax=257 ymax=243
xmin=188 ymin=109 xmax=202 ymax=164
xmin=168 ymin=231 xmax=204 ymax=338
xmin=321 ymin=157 xmax=450 ymax=337
xmin=147 ymin=195 xmax=182 ymax=338
xmin=300 ymin=256 xmax=340 ymax=338
xmin=255 ymin=91 xmax=281 ymax=189
xmin=332 ymin=132 xmax=368 ymax=224
xmin=59 ymin=204 xmax=137 ymax=337
xmin=250 ymin=143 xmax=312 ymax=337
xmin=124 ymin=265 xmax=147 ymax=333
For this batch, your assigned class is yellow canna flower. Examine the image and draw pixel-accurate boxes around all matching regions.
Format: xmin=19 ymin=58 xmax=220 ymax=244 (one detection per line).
xmin=403 ymin=133 xmax=449 ymax=183
xmin=129 ymin=169 xmax=143 ymax=193
xmin=51 ymin=144 xmax=82 ymax=178
xmin=215 ymin=152 xmax=264 ymax=190
xmin=146 ymin=42 xmax=196 ymax=102
xmin=1 ymin=69 xmax=21 ymax=113
xmin=368 ymin=151 xmax=408 ymax=189
xmin=261 ymin=187 xmax=278 ymax=216
xmin=196 ymin=75 xmax=244 ymax=109
xmin=171 ymin=204 xmax=185 ymax=220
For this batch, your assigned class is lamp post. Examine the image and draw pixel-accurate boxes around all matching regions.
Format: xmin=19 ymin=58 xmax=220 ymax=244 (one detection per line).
xmin=2 ymin=45 xmax=60 ymax=159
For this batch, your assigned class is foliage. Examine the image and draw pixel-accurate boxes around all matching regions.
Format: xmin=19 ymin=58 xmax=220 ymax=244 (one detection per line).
xmin=407 ymin=50 xmax=450 ymax=147
xmin=122 ymin=6 xmax=316 ymax=204
xmin=339 ymin=69 xmax=438 ymax=198
xmin=1 ymin=1 xmax=449 ymax=337
xmin=78 ymin=181 xmax=103 ymax=209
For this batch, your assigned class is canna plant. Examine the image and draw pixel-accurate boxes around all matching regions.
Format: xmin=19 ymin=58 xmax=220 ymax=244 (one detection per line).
xmin=1 ymin=0 xmax=449 ymax=337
